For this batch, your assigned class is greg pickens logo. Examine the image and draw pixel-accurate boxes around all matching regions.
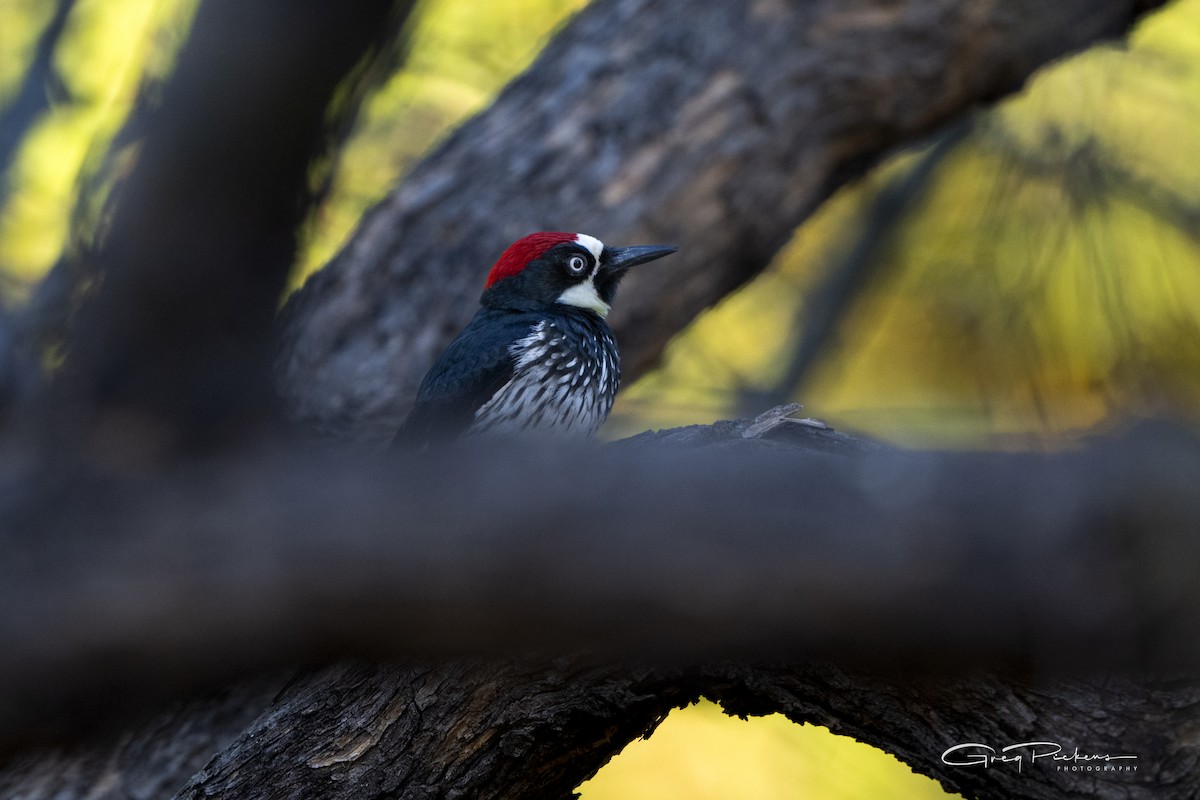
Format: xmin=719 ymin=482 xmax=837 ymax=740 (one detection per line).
xmin=941 ymin=741 xmax=1139 ymax=773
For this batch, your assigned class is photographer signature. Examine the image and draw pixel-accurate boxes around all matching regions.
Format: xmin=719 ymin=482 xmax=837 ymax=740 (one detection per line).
xmin=942 ymin=742 xmax=1138 ymax=773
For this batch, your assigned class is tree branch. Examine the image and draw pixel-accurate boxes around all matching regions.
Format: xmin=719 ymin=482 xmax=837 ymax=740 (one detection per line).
xmin=3 ymin=417 xmax=1199 ymax=759
xmin=0 ymin=675 xmax=289 ymax=800
xmin=42 ymin=0 xmax=409 ymax=454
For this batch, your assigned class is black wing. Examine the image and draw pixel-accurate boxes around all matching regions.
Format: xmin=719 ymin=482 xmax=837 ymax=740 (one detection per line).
xmin=393 ymin=310 xmax=539 ymax=448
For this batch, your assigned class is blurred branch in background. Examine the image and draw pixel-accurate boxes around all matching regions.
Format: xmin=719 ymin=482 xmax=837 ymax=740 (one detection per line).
xmin=37 ymin=0 xmax=413 ymax=454
xmin=0 ymin=297 xmax=20 ymax=423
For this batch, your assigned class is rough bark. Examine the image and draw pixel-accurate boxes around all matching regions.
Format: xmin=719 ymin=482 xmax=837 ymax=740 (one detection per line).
xmin=167 ymin=663 xmax=1194 ymax=800
xmin=0 ymin=675 xmax=288 ymax=800
xmin=276 ymin=0 xmax=1168 ymax=442
xmin=6 ymin=659 xmax=1194 ymax=800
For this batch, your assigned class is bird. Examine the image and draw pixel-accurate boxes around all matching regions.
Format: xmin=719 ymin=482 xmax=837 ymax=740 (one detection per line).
xmin=395 ymin=232 xmax=676 ymax=447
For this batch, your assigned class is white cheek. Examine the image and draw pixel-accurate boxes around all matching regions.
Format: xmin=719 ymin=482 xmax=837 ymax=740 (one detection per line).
xmin=557 ymin=280 xmax=610 ymax=317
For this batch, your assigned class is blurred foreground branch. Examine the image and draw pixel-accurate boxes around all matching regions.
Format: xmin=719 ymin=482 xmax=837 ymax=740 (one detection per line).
xmin=2 ymin=418 xmax=1200 ymax=796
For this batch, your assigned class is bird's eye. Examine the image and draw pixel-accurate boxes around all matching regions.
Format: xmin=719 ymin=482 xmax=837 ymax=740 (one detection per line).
xmin=567 ymin=255 xmax=588 ymax=274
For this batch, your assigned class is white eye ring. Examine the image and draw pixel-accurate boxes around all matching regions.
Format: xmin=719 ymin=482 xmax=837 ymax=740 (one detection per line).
xmin=567 ymin=255 xmax=588 ymax=274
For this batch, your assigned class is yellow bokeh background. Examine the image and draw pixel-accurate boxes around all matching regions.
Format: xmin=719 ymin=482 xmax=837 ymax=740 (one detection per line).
xmin=579 ymin=701 xmax=952 ymax=800
xmin=4 ymin=0 xmax=1200 ymax=796
xmin=0 ymin=0 xmax=195 ymax=279
xmin=614 ymin=0 xmax=1200 ymax=447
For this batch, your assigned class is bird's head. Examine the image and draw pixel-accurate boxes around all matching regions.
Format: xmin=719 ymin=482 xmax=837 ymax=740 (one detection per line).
xmin=481 ymin=232 xmax=676 ymax=318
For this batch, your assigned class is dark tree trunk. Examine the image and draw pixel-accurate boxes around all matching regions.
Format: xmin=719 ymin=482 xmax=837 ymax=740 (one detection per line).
xmin=246 ymin=664 xmax=1189 ymax=800
xmin=6 ymin=658 xmax=1197 ymax=799
xmin=0 ymin=676 xmax=288 ymax=800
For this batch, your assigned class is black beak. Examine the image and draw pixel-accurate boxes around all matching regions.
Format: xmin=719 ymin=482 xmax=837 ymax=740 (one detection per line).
xmin=601 ymin=244 xmax=678 ymax=275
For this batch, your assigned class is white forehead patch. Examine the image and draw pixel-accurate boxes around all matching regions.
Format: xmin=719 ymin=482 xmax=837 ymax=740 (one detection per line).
xmin=574 ymin=233 xmax=604 ymax=262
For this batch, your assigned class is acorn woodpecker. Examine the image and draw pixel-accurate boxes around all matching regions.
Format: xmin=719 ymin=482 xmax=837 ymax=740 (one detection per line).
xmin=395 ymin=232 xmax=676 ymax=447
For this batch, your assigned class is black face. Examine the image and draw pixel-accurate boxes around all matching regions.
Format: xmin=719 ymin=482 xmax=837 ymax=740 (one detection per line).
xmin=481 ymin=241 xmax=677 ymax=313
xmin=481 ymin=242 xmax=600 ymax=312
